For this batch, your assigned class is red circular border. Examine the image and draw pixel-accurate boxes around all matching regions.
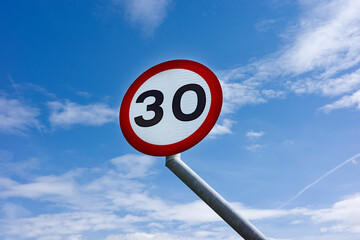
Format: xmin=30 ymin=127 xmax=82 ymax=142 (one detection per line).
xmin=120 ymin=60 xmax=223 ymax=156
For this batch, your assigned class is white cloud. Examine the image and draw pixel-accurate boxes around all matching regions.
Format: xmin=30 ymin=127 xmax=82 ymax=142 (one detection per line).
xmin=255 ymin=19 xmax=277 ymax=32
xmin=110 ymin=154 xmax=156 ymax=179
xmin=208 ymin=119 xmax=235 ymax=138
xmin=0 ymin=157 xmax=40 ymax=177
xmin=0 ymin=174 xmax=77 ymax=200
xmin=112 ymin=0 xmax=171 ymax=36
xmin=219 ymin=76 xmax=286 ymax=114
xmin=1 ymin=154 xmax=360 ymax=239
xmin=219 ymin=0 xmax=360 ymax=113
xmin=246 ymin=130 xmax=265 ymax=139
xmin=76 ymin=91 xmax=92 ymax=98
xmin=0 ymin=202 xmax=31 ymax=220
xmin=246 ymin=144 xmax=266 ymax=152
xmin=1 ymin=212 xmax=136 ymax=239
xmin=105 ymin=232 xmax=193 ymax=240
xmin=48 ymin=100 xmax=118 ymax=127
xmin=290 ymin=69 xmax=360 ymax=96
xmin=312 ymin=194 xmax=360 ymax=233
xmin=283 ymin=0 xmax=360 ymax=77
xmin=0 ymin=96 xmax=41 ymax=134
xmin=320 ymin=89 xmax=360 ymax=113
xmin=261 ymin=89 xmax=285 ymax=99
xmin=220 ymin=80 xmax=266 ymax=114
xmin=105 ymin=231 xmax=238 ymax=240
xmin=283 ymin=140 xmax=294 ymax=146
xmin=0 ymin=153 xmax=288 ymax=239
xmin=153 ymin=200 xmax=220 ymax=223
xmin=0 ymin=154 xmax=158 ymax=210
xmin=23 ymin=83 xmax=57 ymax=99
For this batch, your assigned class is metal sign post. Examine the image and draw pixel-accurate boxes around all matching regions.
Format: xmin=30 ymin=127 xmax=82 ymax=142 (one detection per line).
xmin=166 ymin=154 xmax=268 ymax=240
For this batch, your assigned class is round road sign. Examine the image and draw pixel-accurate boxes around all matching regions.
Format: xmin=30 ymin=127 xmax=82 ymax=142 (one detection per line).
xmin=120 ymin=60 xmax=222 ymax=156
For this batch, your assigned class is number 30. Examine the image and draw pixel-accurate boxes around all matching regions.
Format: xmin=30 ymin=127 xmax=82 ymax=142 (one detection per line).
xmin=134 ymin=84 xmax=206 ymax=127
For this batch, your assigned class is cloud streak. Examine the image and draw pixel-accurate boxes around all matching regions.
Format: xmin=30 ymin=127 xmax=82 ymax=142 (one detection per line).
xmin=48 ymin=100 xmax=118 ymax=128
xmin=0 ymin=96 xmax=41 ymax=134
xmin=246 ymin=130 xmax=265 ymax=139
xmin=1 ymin=153 xmax=360 ymax=239
xmin=320 ymin=89 xmax=360 ymax=113
xmin=279 ymin=153 xmax=360 ymax=209
xmin=219 ymin=0 xmax=360 ymax=113
xmin=208 ymin=119 xmax=235 ymax=138
xmin=111 ymin=0 xmax=171 ymax=36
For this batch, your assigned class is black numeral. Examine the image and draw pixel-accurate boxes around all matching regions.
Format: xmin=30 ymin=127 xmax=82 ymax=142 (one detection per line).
xmin=134 ymin=90 xmax=164 ymax=127
xmin=172 ymin=84 xmax=206 ymax=121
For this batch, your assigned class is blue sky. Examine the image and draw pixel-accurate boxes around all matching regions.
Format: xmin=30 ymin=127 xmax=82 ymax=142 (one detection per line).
xmin=1 ymin=0 xmax=360 ymax=239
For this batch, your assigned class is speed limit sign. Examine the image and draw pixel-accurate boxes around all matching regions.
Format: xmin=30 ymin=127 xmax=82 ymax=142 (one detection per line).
xmin=120 ymin=60 xmax=222 ymax=156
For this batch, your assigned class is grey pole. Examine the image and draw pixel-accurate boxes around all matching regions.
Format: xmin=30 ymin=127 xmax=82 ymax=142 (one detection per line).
xmin=166 ymin=154 xmax=267 ymax=240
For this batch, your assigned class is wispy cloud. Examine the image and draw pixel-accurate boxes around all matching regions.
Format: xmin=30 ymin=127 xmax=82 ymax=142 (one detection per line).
xmin=0 ymin=155 xmax=263 ymax=239
xmin=1 ymin=154 xmax=360 ymax=239
xmin=7 ymin=74 xmax=21 ymax=97
xmin=1 ymin=211 xmax=135 ymax=239
xmin=110 ymin=154 xmax=156 ymax=178
xmin=291 ymin=68 xmax=360 ymax=97
xmin=48 ymin=100 xmax=118 ymax=128
xmin=220 ymin=80 xmax=267 ymax=114
xmin=219 ymin=0 xmax=360 ymax=113
xmin=255 ymin=19 xmax=277 ymax=32
xmin=208 ymin=119 xmax=235 ymax=138
xmin=279 ymin=0 xmax=360 ymax=78
xmin=0 ymin=96 xmax=41 ymax=134
xmin=0 ymin=157 xmax=40 ymax=178
xmin=320 ymin=89 xmax=360 ymax=113
xmin=0 ymin=202 xmax=30 ymax=220
xmin=76 ymin=91 xmax=92 ymax=98
xmin=0 ymin=174 xmax=78 ymax=200
xmin=105 ymin=232 xmax=197 ymax=240
xmin=245 ymin=130 xmax=266 ymax=151
xmin=111 ymin=0 xmax=171 ymax=36
xmin=246 ymin=144 xmax=266 ymax=152
xmin=246 ymin=130 xmax=265 ymax=139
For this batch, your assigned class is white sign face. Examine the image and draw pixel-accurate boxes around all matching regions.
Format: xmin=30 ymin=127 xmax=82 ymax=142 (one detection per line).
xmin=120 ymin=60 xmax=222 ymax=156
xmin=129 ymin=69 xmax=211 ymax=145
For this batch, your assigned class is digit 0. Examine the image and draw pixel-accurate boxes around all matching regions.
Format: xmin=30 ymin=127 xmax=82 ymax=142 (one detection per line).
xmin=172 ymin=84 xmax=206 ymax=121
